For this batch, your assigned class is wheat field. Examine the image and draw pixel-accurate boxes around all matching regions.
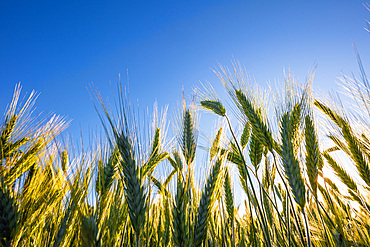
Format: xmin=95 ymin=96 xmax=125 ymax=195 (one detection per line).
xmin=1 ymin=65 xmax=370 ymax=247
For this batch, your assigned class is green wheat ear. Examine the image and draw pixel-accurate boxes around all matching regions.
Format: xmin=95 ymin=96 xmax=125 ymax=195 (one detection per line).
xmin=96 ymin=147 xmax=119 ymax=197
xmin=315 ymin=100 xmax=370 ymax=188
xmin=305 ymin=114 xmax=323 ymax=198
xmin=280 ymin=112 xmax=306 ymax=209
xmin=181 ymin=110 xmax=196 ymax=165
xmin=323 ymin=152 xmax=358 ymax=192
xmin=172 ymin=175 xmax=189 ymax=247
xmin=235 ymin=89 xmax=274 ymax=152
xmin=193 ymin=155 xmax=224 ymax=246
xmin=241 ymin=121 xmax=251 ymax=149
xmin=249 ymin=131 xmax=263 ymax=170
xmin=0 ymin=179 xmax=18 ymax=247
xmin=224 ymin=166 xmax=235 ymax=246
xmin=210 ymin=127 xmax=223 ymax=160
xmin=116 ymin=132 xmax=147 ymax=245
xmin=200 ymin=100 xmax=226 ymax=116
xmin=80 ymin=213 xmax=99 ymax=247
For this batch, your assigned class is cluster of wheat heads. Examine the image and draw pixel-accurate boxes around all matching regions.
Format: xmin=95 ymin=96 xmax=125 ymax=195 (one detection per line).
xmin=1 ymin=66 xmax=370 ymax=247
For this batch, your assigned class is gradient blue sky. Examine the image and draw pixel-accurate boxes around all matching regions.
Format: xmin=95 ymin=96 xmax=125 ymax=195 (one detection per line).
xmin=1 ymin=0 xmax=370 ymax=141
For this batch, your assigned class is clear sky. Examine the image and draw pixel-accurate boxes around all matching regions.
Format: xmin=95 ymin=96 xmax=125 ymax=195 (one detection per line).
xmin=1 ymin=0 xmax=370 ymax=142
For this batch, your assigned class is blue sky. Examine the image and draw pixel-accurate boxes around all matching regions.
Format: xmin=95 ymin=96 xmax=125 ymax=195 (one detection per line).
xmin=1 ymin=0 xmax=370 ymax=142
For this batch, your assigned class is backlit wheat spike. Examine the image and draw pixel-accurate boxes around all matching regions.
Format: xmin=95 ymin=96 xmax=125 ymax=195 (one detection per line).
xmin=0 ymin=179 xmax=18 ymax=247
xmin=61 ymin=150 xmax=68 ymax=173
xmin=314 ymin=100 xmax=345 ymax=128
xmin=52 ymin=199 xmax=74 ymax=247
xmin=235 ymin=89 xmax=274 ymax=152
xmin=227 ymin=142 xmax=243 ymax=166
xmin=141 ymin=128 xmax=170 ymax=177
xmin=6 ymin=140 xmax=44 ymax=185
xmin=173 ymin=176 xmax=189 ymax=247
xmin=262 ymin=188 xmax=273 ymax=227
xmin=223 ymin=166 xmax=235 ymax=245
xmin=116 ymin=132 xmax=147 ymax=245
xmin=0 ymin=114 xmax=17 ymax=149
xmin=168 ymin=151 xmax=183 ymax=172
xmin=241 ymin=121 xmax=251 ymax=149
xmin=290 ymin=103 xmax=303 ymax=152
xmin=323 ymin=152 xmax=358 ymax=192
xmin=151 ymin=127 xmax=161 ymax=156
xmin=262 ymin=156 xmax=272 ymax=189
xmin=249 ymin=132 xmax=263 ymax=170
xmin=200 ymin=100 xmax=226 ymax=117
xmin=305 ymin=114 xmax=323 ymax=197
xmin=280 ymin=112 xmax=306 ymax=209
xmin=210 ymin=127 xmax=223 ymax=160
xmin=340 ymin=121 xmax=370 ymax=188
xmin=80 ymin=213 xmax=99 ymax=247
xmin=181 ymin=110 xmax=196 ymax=166
xmin=222 ymin=142 xmax=248 ymax=194
xmin=141 ymin=152 xmax=169 ymax=178
xmin=315 ymin=100 xmax=370 ymax=188
xmin=97 ymin=147 xmax=119 ymax=196
xmin=290 ymin=103 xmax=302 ymax=133
xmin=324 ymin=177 xmax=340 ymax=194
xmin=3 ymin=137 xmax=28 ymax=159
xmin=162 ymin=194 xmax=172 ymax=245
xmin=0 ymin=114 xmax=19 ymax=162
xmin=193 ymin=155 xmax=224 ymax=246
xmin=224 ymin=167 xmax=234 ymax=222
xmin=328 ymin=135 xmax=351 ymax=156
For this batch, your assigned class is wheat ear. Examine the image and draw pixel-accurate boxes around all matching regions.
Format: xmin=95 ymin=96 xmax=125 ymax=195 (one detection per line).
xmin=280 ymin=112 xmax=306 ymax=209
xmin=0 ymin=178 xmax=18 ymax=247
xmin=235 ymin=89 xmax=273 ymax=152
xmin=323 ymin=152 xmax=358 ymax=192
xmin=193 ymin=155 xmax=224 ymax=246
xmin=116 ymin=133 xmax=146 ymax=246
xmin=305 ymin=115 xmax=323 ymax=198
